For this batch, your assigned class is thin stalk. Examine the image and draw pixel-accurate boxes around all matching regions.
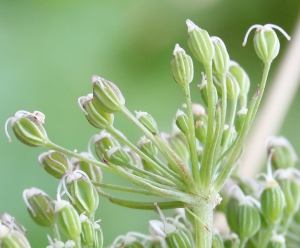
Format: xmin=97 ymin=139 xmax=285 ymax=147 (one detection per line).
xmin=212 ymin=61 xmax=271 ymax=193
xmin=51 ymin=224 xmax=61 ymax=241
xmin=238 ymin=238 xmax=247 ymax=248
xmin=97 ymin=189 xmax=184 ymax=210
xmin=152 ymin=156 xmax=183 ymax=181
xmin=200 ymin=63 xmax=215 ymax=192
xmin=183 ymin=83 xmax=200 ymax=185
xmin=258 ymin=223 xmax=275 ymax=248
xmin=107 ymin=126 xmax=186 ymax=189
xmin=92 ymin=182 xmax=157 ymax=195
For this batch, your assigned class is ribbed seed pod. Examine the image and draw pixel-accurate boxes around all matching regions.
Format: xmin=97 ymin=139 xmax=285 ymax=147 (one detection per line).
xmin=165 ymin=229 xmax=192 ymax=248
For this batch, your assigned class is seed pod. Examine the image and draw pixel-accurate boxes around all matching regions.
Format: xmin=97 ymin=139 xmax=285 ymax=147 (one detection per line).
xmin=5 ymin=111 xmax=48 ymax=147
xmin=186 ymin=19 xmax=215 ymax=65
xmin=93 ymin=131 xmax=120 ymax=160
xmin=235 ymin=108 xmax=248 ymax=133
xmin=266 ymin=136 xmax=298 ymax=169
xmin=175 ymin=110 xmax=189 ymax=136
xmin=225 ymin=73 xmax=240 ymax=103
xmin=165 ymin=229 xmax=192 ymax=248
xmin=0 ymin=227 xmax=31 ymax=248
xmin=67 ymin=172 xmax=99 ymax=216
xmin=54 ymin=200 xmax=82 ymax=240
xmin=260 ymin=180 xmax=285 ymax=223
xmin=23 ymin=188 xmax=55 ymax=227
xmin=243 ymin=24 xmax=290 ymax=63
xmin=171 ymin=44 xmax=194 ymax=87
xmin=225 ymin=197 xmax=240 ymax=234
xmin=92 ymin=222 xmax=103 ymax=248
xmin=80 ymin=214 xmax=95 ymax=246
xmin=78 ymin=93 xmax=114 ymax=129
xmin=211 ymin=37 xmax=230 ymax=76
xmin=38 ymin=150 xmax=72 ymax=179
xmin=199 ymin=74 xmax=218 ymax=108
xmin=135 ymin=111 xmax=159 ymax=134
xmin=106 ymin=147 xmax=133 ymax=167
xmin=138 ymin=137 xmax=158 ymax=158
xmin=92 ymin=75 xmax=125 ymax=113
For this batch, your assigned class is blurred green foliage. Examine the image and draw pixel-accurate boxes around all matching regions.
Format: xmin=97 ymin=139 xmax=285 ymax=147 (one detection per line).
xmin=1 ymin=1 xmax=300 ymax=246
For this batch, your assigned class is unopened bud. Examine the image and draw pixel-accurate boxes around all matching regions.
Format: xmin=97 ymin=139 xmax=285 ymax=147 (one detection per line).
xmin=138 ymin=137 xmax=158 ymax=158
xmin=80 ymin=214 xmax=95 ymax=246
xmin=23 ymin=188 xmax=55 ymax=227
xmin=78 ymin=93 xmax=114 ymax=129
xmin=135 ymin=111 xmax=159 ymax=134
xmin=171 ymin=44 xmax=194 ymax=87
xmin=0 ymin=228 xmax=31 ymax=248
xmin=199 ymin=73 xmax=218 ymax=108
xmin=211 ymin=37 xmax=230 ymax=76
xmin=175 ymin=110 xmax=189 ymax=136
xmin=226 ymin=73 xmax=240 ymax=102
xmin=38 ymin=151 xmax=72 ymax=179
xmin=92 ymin=76 xmax=125 ymax=113
xmin=235 ymin=108 xmax=248 ymax=133
xmin=195 ymin=121 xmax=207 ymax=144
xmin=5 ymin=111 xmax=48 ymax=147
xmin=106 ymin=147 xmax=132 ymax=167
xmin=243 ymin=24 xmax=290 ymax=63
xmin=186 ymin=20 xmax=215 ymax=65
xmin=93 ymin=131 xmax=120 ymax=160
xmin=93 ymin=221 xmax=103 ymax=248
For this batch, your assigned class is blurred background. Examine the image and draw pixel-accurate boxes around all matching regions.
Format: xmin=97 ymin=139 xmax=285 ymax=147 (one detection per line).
xmin=1 ymin=0 xmax=300 ymax=246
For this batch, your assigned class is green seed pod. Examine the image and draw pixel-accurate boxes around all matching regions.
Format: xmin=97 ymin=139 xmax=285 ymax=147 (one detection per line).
xmin=225 ymin=72 xmax=240 ymax=103
xmin=165 ymin=229 xmax=192 ymax=248
xmin=135 ymin=111 xmax=159 ymax=134
xmin=67 ymin=172 xmax=99 ymax=216
xmin=211 ymin=37 xmax=230 ymax=76
xmin=93 ymin=131 xmax=120 ymax=160
xmin=78 ymin=93 xmax=114 ymax=129
xmin=175 ymin=110 xmax=189 ymax=136
xmin=212 ymin=230 xmax=224 ymax=248
xmin=106 ymin=147 xmax=133 ymax=166
xmin=266 ymin=136 xmax=298 ymax=169
xmin=236 ymin=202 xmax=261 ymax=239
xmin=260 ymin=180 xmax=286 ymax=223
xmin=71 ymin=153 xmax=103 ymax=184
xmin=22 ymin=188 xmax=55 ymax=227
xmin=199 ymin=74 xmax=218 ymax=108
xmin=80 ymin=214 xmax=95 ymax=246
xmin=0 ymin=227 xmax=31 ymax=248
xmin=225 ymin=197 xmax=240 ymax=234
xmin=229 ymin=61 xmax=250 ymax=108
xmin=54 ymin=199 xmax=82 ymax=240
xmin=5 ymin=111 xmax=48 ymax=147
xmin=243 ymin=24 xmax=290 ymax=63
xmin=195 ymin=121 xmax=207 ymax=144
xmin=266 ymin=234 xmax=286 ymax=248
xmin=138 ymin=137 xmax=158 ymax=158
xmin=38 ymin=150 xmax=72 ymax=179
xmin=224 ymin=234 xmax=240 ymax=248
xmin=93 ymin=222 xmax=104 ymax=248
xmin=186 ymin=19 xmax=215 ymax=65
xmin=92 ymin=75 xmax=125 ymax=113
xmin=171 ymin=44 xmax=194 ymax=87
xmin=235 ymin=108 xmax=248 ymax=133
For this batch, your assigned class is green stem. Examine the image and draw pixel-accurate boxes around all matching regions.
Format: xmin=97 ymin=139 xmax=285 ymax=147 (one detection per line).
xmin=258 ymin=223 xmax=275 ymax=248
xmin=212 ymin=62 xmax=271 ymax=194
xmin=97 ymin=189 xmax=184 ymax=209
xmin=200 ymin=63 xmax=215 ymax=192
xmin=107 ymin=126 xmax=186 ymax=189
xmin=239 ymin=238 xmax=247 ymax=248
xmin=51 ymin=224 xmax=61 ymax=241
xmin=183 ymin=84 xmax=200 ymax=185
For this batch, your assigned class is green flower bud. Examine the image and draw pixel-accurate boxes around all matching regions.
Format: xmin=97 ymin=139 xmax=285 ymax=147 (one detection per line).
xmin=212 ymin=230 xmax=224 ymax=248
xmin=211 ymin=37 xmax=230 ymax=76
xmin=92 ymin=75 xmax=125 ymax=113
xmin=135 ymin=111 xmax=159 ymax=134
xmin=54 ymin=199 xmax=81 ymax=240
xmin=225 ymin=197 xmax=239 ymax=234
xmin=106 ymin=147 xmax=132 ymax=166
xmin=266 ymin=136 xmax=298 ymax=169
xmin=199 ymin=73 xmax=218 ymax=108
xmin=92 ymin=221 xmax=103 ymax=248
xmin=229 ymin=61 xmax=250 ymax=108
xmin=5 ymin=111 xmax=48 ymax=147
xmin=186 ymin=19 xmax=215 ymax=65
xmin=78 ymin=93 xmax=114 ymax=129
xmin=66 ymin=171 xmax=99 ymax=216
xmin=224 ymin=234 xmax=240 ymax=248
xmin=80 ymin=214 xmax=95 ymax=246
xmin=225 ymin=73 xmax=240 ymax=102
xmin=243 ymin=24 xmax=290 ymax=63
xmin=175 ymin=110 xmax=189 ymax=136
xmin=189 ymin=103 xmax=206 ymax=122
xmin=1 ymin=213 xmax=27 ymax=235
xmin=71 ymin=153 xmax=103 ymax=184
xmin=195 ymin=121 xmax=207 ymax=144
xmin=138 ymin=137 xmax=158 ymax=158
xmin=38 ymin=150 xmax=72 ymax=179
xmin=171 ymin=44 xmax=194 ymax=87
xmin=22 ymin=188 xmax=55 ymax=227
xmin=235 ymin=108 xmax=248 ymax=133
xmin=93 ymin=131 xmax=120 ymax=160
xmin=0 ymin=227 xmax=31 ymax=248
xmin=266 ymin=234 xmax=286 ymax=248
xmin=261 ymin=180 xmax=285 ymax=223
